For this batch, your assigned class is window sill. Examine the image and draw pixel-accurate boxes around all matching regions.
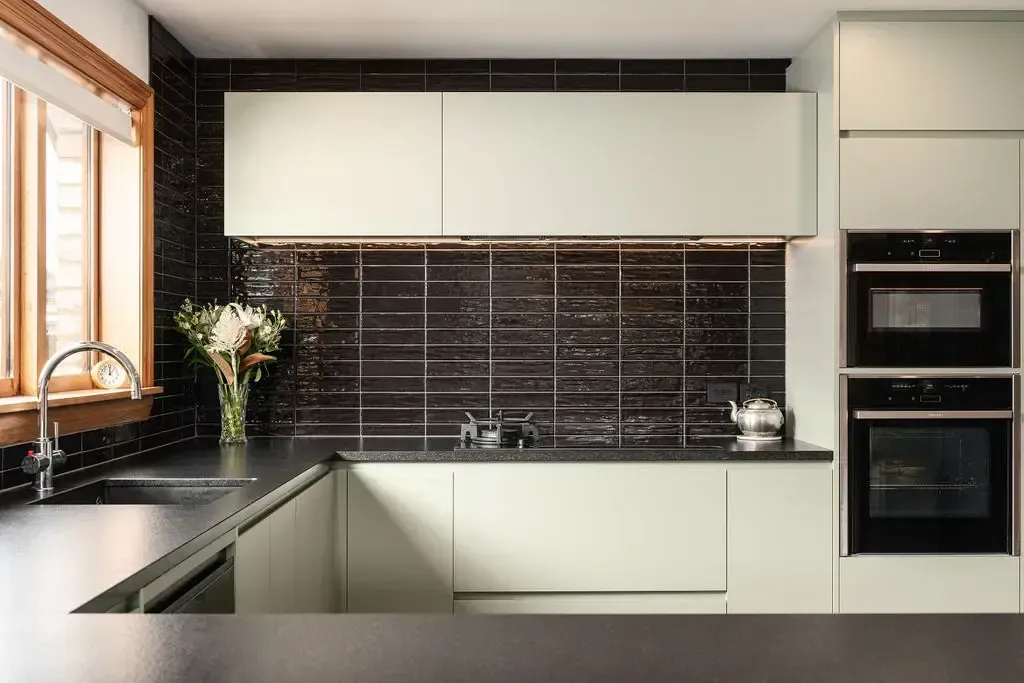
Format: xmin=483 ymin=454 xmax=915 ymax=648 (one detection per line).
xmin=0 ymin=386 xmax=163 ymax=414
xmin=0 ymin=386 xmax=163 ymax=447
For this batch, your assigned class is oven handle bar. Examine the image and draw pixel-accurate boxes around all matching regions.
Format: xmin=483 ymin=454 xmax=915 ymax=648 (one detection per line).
xmin=852 ymin=410 xmax=1014 ymax=420
xmin=851 ymin=263 xmax=1011 ymax=273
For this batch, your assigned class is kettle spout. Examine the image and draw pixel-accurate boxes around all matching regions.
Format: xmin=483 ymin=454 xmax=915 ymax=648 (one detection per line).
xmin=728 ymin=400 xmax=738 ymax=423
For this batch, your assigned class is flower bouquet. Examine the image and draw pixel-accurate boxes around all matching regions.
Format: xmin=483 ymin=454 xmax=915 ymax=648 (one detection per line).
xmin=174 ymin=300 xmax=287 ymax=444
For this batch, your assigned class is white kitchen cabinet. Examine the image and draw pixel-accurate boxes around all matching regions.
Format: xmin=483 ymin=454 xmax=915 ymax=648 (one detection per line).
xmin=235 ymin=517 xmax=272 ymax=614
xmin=840 ymin=137 xmax=1020 ymax=230
xmin=839 ymin=21 xmax=1024 ymax=131
xmin=268 ymin=497 xmax=298 ymax=614
xmin=347 ymin=466 xmax=454 ymax=613
xmin=726 ymin=464 xmax=832 ymax=614
xmin=455 ymin=593 xmax=726 ymax=615
xmin=454 ymin=464 xmax=726 ymax=593
xmin=225 ymin=92 xmax=442 ymax=238
xmin=442 ymin=92 xmax=816 ymax=237
xmin=235 ymin=474 xmax=336 ymax=614
xmin=294 ymin=474 xmax=336 ymax=613
xmin=839 ymin=556 xmax=1020 ymax=613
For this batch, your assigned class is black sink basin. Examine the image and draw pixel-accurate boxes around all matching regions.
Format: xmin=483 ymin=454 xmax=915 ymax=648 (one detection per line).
xmin=31 ymin=478 xmax=256 ymax=506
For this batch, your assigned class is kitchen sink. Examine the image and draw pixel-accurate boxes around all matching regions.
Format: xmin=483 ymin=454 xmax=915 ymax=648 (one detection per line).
xmin=30 ymin=478 xmax=256 ymax=506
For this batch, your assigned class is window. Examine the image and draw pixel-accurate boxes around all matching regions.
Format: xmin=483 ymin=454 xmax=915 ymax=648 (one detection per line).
xmin=0 ymin=86 xmax=101 ymax=396
xmin=0 ymin=0 xmax=156 ymax=446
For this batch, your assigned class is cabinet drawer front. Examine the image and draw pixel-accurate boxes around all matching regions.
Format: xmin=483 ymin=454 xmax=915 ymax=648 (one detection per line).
xmin=840 ymin=22 xmax=1024 ymax=131
xmin=455 ymin=593 xmax=726 ymax=615
xmin=840 ymin=138 xmax=1020 ymax=230
xmin=454 ymin=464 xmax=726 ymax=592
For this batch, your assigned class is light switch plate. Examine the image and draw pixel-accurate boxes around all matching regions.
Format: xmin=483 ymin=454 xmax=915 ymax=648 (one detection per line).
xmin=706 ymin=382 xmax=738 ymax=404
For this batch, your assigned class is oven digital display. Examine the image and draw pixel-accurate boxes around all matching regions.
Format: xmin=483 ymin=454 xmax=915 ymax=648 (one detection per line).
xmin=870 ymin=288 xmax=982 ymax=330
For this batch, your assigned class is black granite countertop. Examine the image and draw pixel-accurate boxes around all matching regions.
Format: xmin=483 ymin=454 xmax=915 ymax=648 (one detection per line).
xmin=3 ymin=613 xmax=1021 ymax=682
xmin=333 ymin=436 xmax=833 ymax=462
xmin=0 ymin=435 xmax=831 ymax=615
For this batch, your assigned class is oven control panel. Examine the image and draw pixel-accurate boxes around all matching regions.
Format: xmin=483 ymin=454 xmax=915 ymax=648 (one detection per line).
xmin=846 ymin=231 xmax=1012 ymax=263
xmin=847 ymin=377 xmax=1013 ymax=410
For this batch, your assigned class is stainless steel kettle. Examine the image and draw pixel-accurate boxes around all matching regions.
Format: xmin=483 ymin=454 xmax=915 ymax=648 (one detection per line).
xmin=728 ymin=398 xmax=785 ymax=438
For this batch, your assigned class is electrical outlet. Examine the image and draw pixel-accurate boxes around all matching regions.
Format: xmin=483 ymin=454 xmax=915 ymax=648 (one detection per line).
xmin=706 ymin=382 xmax=738 ymax=404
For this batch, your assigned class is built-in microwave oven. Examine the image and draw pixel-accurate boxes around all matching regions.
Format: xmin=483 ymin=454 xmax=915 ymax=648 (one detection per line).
xmin=843 ymin=231 xmax=1016 ymax=369
xmin=841 ymin=375 xmax=1018 ymax=556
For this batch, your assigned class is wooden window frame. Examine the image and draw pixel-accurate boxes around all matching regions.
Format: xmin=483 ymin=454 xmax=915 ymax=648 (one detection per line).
xmin=0 ymin=0 xmax=158 ymax=445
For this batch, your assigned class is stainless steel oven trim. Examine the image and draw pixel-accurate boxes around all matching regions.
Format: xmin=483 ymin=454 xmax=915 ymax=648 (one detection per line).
xmin=851 ymin=263 xmax=1012 ymax=273
xmin=853 ymin=410 xmax=1014 ymax=420
xmin=1013 ymin=375 xmax=1021 ymax=556
xmin=1012 ymin=230 xmax=1020 ymax=370
xmin=839 ymin=377 xmax=850 ymax=556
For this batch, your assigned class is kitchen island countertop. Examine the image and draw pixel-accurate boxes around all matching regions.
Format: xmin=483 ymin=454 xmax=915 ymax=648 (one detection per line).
xmin=3 ymin=613 xmax=1019 ymax=683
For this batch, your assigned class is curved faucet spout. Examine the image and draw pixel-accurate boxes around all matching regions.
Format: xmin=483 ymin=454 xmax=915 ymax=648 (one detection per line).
xmin=31 ymin=342 xmax=142 ymax=492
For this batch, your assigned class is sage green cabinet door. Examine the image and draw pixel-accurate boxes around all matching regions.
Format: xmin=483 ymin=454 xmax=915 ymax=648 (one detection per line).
xmin=295 ymin=475 xmax=336 ymax=613
xmin=347 ymin=467 xmax=454 ymax=613
xmin=454 ymin=464 xmax=727 ymax=593
xmin=235 ymin=520 xmax=271 ymax=615
xmin=840 ymin=21 xmax=1024 ymax=131
xmin=840 ymin=137 xmax=1019 ymax=230
xmin=268 ymin=498 xmax=297 ymax=614
xmin=726 ymin=464 xmax=832 ymax=614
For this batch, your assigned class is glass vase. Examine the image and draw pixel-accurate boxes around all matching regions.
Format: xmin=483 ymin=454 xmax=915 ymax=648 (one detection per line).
xmin=218 ymin=382 xmax=249 ymax=444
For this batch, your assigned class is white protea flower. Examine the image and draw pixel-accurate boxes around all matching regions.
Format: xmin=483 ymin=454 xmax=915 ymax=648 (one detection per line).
xmin=206 ymin=307 xmax=248 ymax=354
xmin=229 ymin=302 xmax=264 ymax=330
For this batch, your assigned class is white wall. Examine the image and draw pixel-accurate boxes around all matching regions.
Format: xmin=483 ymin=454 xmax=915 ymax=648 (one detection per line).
xmin=36 ymin=0 xmax=149 ymax=80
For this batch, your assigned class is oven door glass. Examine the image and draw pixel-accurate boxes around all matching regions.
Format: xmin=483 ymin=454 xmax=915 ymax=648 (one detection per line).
xmin=849 ymin=272 xmax=1010 ymax=367
xmin=850 ymin=417 xmax=1010 ymax=554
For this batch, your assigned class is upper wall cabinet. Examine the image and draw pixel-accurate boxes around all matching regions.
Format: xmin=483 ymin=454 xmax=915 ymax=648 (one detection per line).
xmin=840 ymin=22 xmax=1024 ymax=131
xmin=840 ymin=137 xmax=1020 ymax=230
xmin=441 ymin=92 xmax=817 ymax=237
xmin=225 ymin=92 xmax=442 ymax=238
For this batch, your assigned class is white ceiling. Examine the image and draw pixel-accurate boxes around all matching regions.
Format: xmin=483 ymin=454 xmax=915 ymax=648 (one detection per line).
xmin=138 ymin=0 xmax=1024 ymax=58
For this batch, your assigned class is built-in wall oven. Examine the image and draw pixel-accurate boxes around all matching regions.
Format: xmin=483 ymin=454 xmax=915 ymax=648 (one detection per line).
xmin=841 ymin=376 xmax=1019 ymax=555
xmin=844 ymin=231 xmax=1016 ymax=368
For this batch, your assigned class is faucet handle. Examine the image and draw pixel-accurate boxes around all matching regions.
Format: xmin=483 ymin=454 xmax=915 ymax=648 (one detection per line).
xmin=51 ymin=422 xmax=67 ymax=468
xmin=21 ymin=451 xmax=50 ymax=475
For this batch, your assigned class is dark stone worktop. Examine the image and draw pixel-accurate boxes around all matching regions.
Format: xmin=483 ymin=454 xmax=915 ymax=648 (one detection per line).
xmin=333 ymin=436 xmax=832 ymax=462
xmin=0 ymin=436 xmax=831 ymax=615
xmin=3 ymin=613 xmax=1021 ymax=682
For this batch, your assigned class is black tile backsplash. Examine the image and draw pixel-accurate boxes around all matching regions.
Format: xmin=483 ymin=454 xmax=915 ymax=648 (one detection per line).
xmin=186 ymin=54 xmax=789 ymax=447
xmin=191 ymin=242 xmax=785 ymax=447
xmin=0 ymin=19 xmax=196 ymax=493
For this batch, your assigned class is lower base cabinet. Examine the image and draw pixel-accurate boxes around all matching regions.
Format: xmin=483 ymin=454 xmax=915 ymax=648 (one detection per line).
xmin=235 ymin=474 xmax=335 ymax=614
xmin=726 ymin=464 xmax=833 ymax=613
xmin=455 ymin=594 xmax=726 ymax=615
xmin=347 ymin=466 xmax=454 ymax=613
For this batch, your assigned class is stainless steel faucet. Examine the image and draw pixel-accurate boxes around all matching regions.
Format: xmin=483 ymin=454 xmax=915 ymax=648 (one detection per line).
xmin=23 ymin=342 xmax=142 ymax=492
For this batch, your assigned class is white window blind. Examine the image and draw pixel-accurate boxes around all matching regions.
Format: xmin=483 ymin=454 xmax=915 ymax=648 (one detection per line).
xmin=0 ymin=37 xmax=133 ymax=145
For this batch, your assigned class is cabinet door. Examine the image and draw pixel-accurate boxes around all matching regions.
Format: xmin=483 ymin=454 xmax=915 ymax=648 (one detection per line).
xmin=442 ymin=92 xmax=816 ymax=237
xmin=454 ymin=464 xmax=726 ymax=592
xmin=235 ymin=520 xmax=271 ymax=614
xmin=726 ymin=464 xmax=833 ymax=614
xmin=268 ymin=498 xmax=297 ymax=614
xmin=840 ymin=22 xmax=1024 ymax=131
xmin=225 ymin=92 xmax=442 ymax=237
xmin=295 ymin=476 xmax=335 ymax=613
xmin=347 ymin=467 xmax=454 ymax=613
xmin=840 ymin=138 xmax=1019 ymax=230
xmin=455 ymin=593 xmax=726 ymax=615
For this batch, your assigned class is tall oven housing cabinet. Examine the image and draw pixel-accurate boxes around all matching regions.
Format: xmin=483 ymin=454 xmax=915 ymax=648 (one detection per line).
xmin=788 ymin=14 xmax=1024 ymax=613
